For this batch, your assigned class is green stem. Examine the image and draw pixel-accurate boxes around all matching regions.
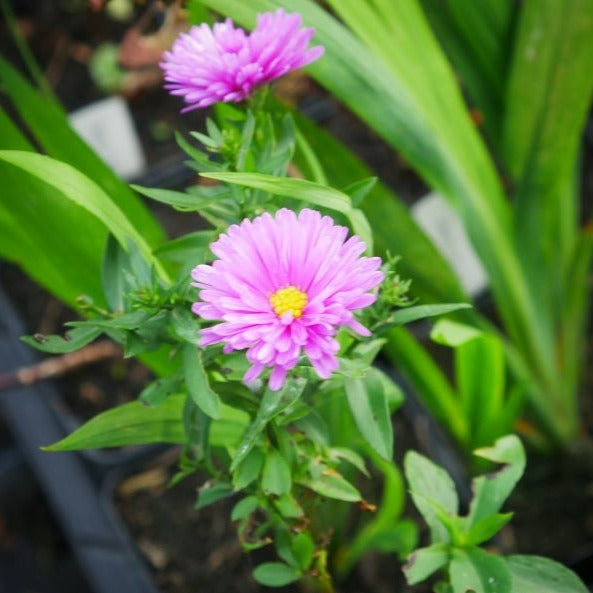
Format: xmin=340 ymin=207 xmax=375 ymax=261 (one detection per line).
xmin=314 ymin=550 xmax=335 ymax=593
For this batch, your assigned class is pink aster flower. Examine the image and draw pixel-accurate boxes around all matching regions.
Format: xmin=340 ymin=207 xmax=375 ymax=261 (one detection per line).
xmin=161 ymin=9 xmax=324 ymax=112
xmin=191 ymin=208 xmax=384 ymax=391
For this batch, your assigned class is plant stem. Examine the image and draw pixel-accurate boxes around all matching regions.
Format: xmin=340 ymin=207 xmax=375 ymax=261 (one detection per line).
xmin=314 ymin=550 xmax=335 ymax=593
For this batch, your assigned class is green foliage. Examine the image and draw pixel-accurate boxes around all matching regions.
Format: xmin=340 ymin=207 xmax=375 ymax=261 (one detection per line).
xmin=403 ymin=436 xmax=587 ymax=592
xmin=196 ymin=0 xmax=593 ymax=452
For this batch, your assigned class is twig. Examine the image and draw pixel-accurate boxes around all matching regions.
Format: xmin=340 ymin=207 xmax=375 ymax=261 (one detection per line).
xmin=0 ymin=341 xmax=122 ymax=392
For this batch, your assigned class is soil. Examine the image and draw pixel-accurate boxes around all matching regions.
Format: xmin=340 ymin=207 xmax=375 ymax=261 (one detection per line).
xmin=0 ymin=2 xmax=593 ymax=593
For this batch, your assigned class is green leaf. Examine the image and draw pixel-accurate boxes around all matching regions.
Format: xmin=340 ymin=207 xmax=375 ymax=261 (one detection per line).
xmin=341 ymin=177 xmax=377 ymax=207
xmin=344 ymin=369 xmax=393 ymax=460
xmin=0 ymin=55 xmax=163 ymax=248
xmin=196 ymin=482 xmax=234 ymax=509
xmin=506 ymin=555 xmax=589 ymax=593
xmin=449 ymin=548 xmax=512 ymax=593
xmin=385 ymin=327 xmax=468 ymax=445
xmin=252 ymin=563 xmax=301 ymax=587
xmin=140 ymin=376 xmax=183 ymax=407
xmin=330 ymin=447 xmax=369 ymax=477
xmin=456 ymin=333 xmax=506 ymax=448
xmin=132 ymin=184 xmax=218 ymax=210
xmin=465 ymin=513 xmax=513 ymax=547
xmin=101 ymin=234 xmax=126 ymax=311
xmin=404 ymin=450 xmax=459 ymax=543
xmin=273 ymin=494 xmax=304 ymax=519
xmin=230 ymin=376 xmax=306 ymax=471
xmin=291 ymin=532 xmax=315 ymax=571
xmin=261 ymin=448 xmax=292 ymax=496
xmin=502 ymin=0 xmax=593 ymax=276
xmin=43 ymin=393 xmax=188 ymax=450
xmin=389 ymin=303 xmax=472 ymax=327
xmin=153 ymin=230 xmax=216 ymax=263
xmin=404 ymin=543 xmax=449 ymax=585
xmin=231 ymin=496 xmax=259 ymax=521
xmin=202 ymin=171 xmax=351 ymax=213
xmin=290 ymin=108 xmax=466 ymax=305
xmin=467 ymin=435 xmax=526 ymax=526
xmin=232 ymin=447 xmax=264 ymax=490
xmin=299 ymin=472 xmax=361 ymax=502
xmin=182 ymin=345 xmax=222 ymax=419
xmin=201 ymin=171 xmax=373 ymax=252
xmin=430 ymin=319 xmax=483 ymax=346
xmin=21 ymin=326 xmax=102 ymax=354
xmin=0 ymin=151 xmax=166 ymax=281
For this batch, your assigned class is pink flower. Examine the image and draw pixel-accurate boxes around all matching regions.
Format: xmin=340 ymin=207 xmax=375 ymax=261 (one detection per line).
xmin=161 ymin=9 xmax=324 ymax=112
xmin=191 ymin=209 xmax=383 ymax=390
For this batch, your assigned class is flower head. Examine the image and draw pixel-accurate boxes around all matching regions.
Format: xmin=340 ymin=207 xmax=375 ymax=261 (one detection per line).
xmin=161 ymin=9 xmax=324 ymax=112
xmin=191 ymin=208 xmax=383 ymax=390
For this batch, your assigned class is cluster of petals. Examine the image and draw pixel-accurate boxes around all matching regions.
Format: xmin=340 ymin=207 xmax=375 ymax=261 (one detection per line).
xmin=191 ymin=208 xmax=384 ymax=390
xmin=161 ymin=9 xmax=324 ymax=111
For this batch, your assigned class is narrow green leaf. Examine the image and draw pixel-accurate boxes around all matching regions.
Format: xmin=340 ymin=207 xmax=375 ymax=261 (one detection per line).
xmin=102 ymin=234 xmax=126 ymax=311
xmin=466 ymin=513 xmax=513 ymax=547
xmin=404 ymin=543 xmax=449 ymax=585
xmin=230 ymin=376 xmax=306 ymax=471
xmin=389 ymin=303 xmax=472 ymax=326
xmin=43 ymin=393 xmax=188 ymax=450
xmin=196 ymin=482 xmax=234 ymax=509
xmin=21 ymin=326 xmax=102 ymax=354
xmin=467 ymin=435 xmax=526 ymax=526
xmin=233 ymin=447 xmax=264 ymax=490
xmin=253 ymin=563 xmax=301 ymax=587
xmin=450 ymin=548 xmax=512 ymax=593
xmin=182 ymin=345 xmax=222 ymax=419
xmin=341 ymin=177 xmax=377 ymax=207
xmin=430 ymin=319 xmax=483 ymax=347
xmin=262 ymin=448 xmax=291 ymax=495
xmin=201 ymin=171 xmax=351 ymax=213
xmin=299 ymin=472 xmax=361 ymax=502
xmin=153 ymin=230 xmax=216 ymax=263
xmin=344 ymin=369 xmax=393 ymax=460
xmin=140 ymin=376 xmax=183 ymax=407
xmin=330 ymin=447 xmax=369 ymax=477
xmin=506 ymin=555 xmax=589 ymax=593
xmin=132 ymin=184 xmax=220 ymax=211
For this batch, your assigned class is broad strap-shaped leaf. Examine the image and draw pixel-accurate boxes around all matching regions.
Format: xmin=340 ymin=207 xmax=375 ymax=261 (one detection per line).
xmin=421 ymin=0 xmax=516 ymax=144
xmin=503 ymin=0 xmax=593 ymax=262
xmin=505 ymin=555 xmax=589 ymax=593
xmin=467 ymin=435 xmax=526 ymax=526
xmin=0 ymin=55 xmax=163 ymax=247
xmin=0 ymin=151 xmax=167 ymax=281
xmin=291 ymin=108 xmax=466 ymax=305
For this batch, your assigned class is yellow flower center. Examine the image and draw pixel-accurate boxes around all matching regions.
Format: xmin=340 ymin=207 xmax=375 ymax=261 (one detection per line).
xmin=269 ymin=285 xmax=308 ymax=319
